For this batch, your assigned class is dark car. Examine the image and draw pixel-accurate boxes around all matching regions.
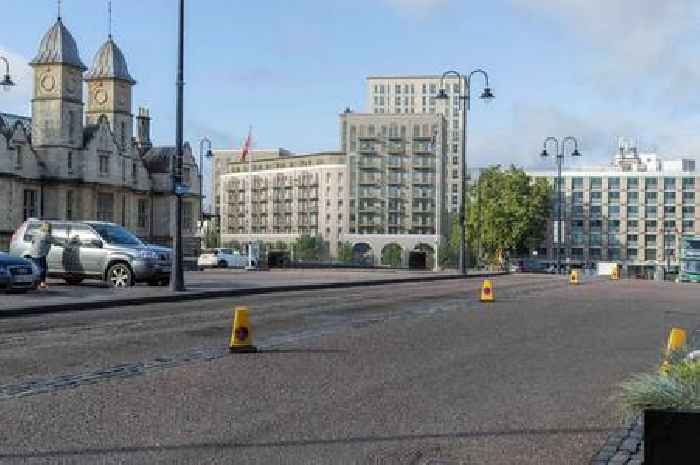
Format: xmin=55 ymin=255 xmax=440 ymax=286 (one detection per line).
xmin=0 ymin=252 xmax=39 ymax=293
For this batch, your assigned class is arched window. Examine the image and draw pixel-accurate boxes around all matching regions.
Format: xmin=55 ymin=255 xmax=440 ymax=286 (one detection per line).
xmin=121 ymin=121 xmax=126 ymax=149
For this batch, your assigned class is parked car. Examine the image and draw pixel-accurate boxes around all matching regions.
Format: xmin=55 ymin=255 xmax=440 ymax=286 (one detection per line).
xmin=197 ymin=248 xmax=249 ymax=270
xmin=9 ymin=220 xmax=171 ymax=288
xmin=0 ymin=252 xmax=40 ymax=293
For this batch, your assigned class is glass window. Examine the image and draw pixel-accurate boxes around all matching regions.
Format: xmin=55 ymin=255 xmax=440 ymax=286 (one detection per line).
xmin=664 ymin=192 xmax=676 ymax=204
xmin=645 ymin=191 xmax=657 ymax=203
xmin=608 ymin=192 xmax=620 ymax=204
xmin=626 ymin=177 xmax=639 ymax=190
xmin=682 ymin=192 xmax=695 ymax=204
xmin=590 ymin=205 xmax=602 ymax=217
xmin=88 ymin=222 xmax=142 ymax=246
xmin=646 ymin=234 xmax=657 ymax=246
xmin=608 ymin=177 xmax=620 ymax=190
xmin=590 ymin=177 xmax=602 ymax=190
xmin=627 ymin=220 xmax=638 ymax=230
xmin=572 ymin=192 xmax=584 ymax=204
xmin=96 ymin=193 xmax=114 ymax=222
xmin=590 ymin=248 xmax=602 ymax=259
xmin=683 ymin=220 xmax=694 ymax=232
xmin=627 ymin=206 xmax=639 ymax=218
xmin=664 ymin=220 xmax=676 ymax=231
xmin=645 ymin=177 xmax=658 ymax=190
xmin=627 ymin=191 xmax=639 ymax=204
xmin=591 ymin=232 xmax=602 ymax=245
xmin=608 ymin=219 xmax=620 ymax=231
xmin=590 ymin=191 xmax=602 ymax=204
xmin=572 ymin=177 xmax=584 ymax=190
xmin=646 ymin=220 xmax=657 ymax=230
xmin=608 ymin=205 xmax=620 ymax=218
xmin=664 ymin=206 xmax=676 ymax=218
xmin=682 ymin=177 xmax=695 ymax=191
xmin=645 ymin=206 xmax=657 ymax=217
xmin=664 ymin=177 xmax=676 ymax=191
xmin=572 ymin=205 xmax=584 ymax=217
xmin=627 ymin=248 xmax=638 ymax=257
xmin=590 ymin=220 xmax=602 ymax=230
xmin=683 ymin=206 xmax=694 ymax=218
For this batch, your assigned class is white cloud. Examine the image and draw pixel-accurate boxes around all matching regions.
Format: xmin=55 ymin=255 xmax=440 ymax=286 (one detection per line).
xmin=0 ymin=47 xmax=32 ymax=117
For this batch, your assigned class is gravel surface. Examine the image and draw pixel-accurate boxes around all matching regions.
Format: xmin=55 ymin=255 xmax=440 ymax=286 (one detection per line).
xmin=1 ymin=275 xmax=698 ymax=464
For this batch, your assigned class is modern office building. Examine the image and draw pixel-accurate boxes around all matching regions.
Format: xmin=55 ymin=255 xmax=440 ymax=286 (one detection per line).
xmin=218 ymin=150 xmax=346 ymax=256
xmin=339 ymin=110 xmax=448 ymax=267
xmin=366 ymin=76 xmax=466 ymax=214
xmin=526 ymin=142 xmax=698 ymax=277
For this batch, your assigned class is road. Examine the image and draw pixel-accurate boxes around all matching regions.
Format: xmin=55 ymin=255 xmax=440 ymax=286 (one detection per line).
xmin=0 ymin=274 xmax=697 ymax=464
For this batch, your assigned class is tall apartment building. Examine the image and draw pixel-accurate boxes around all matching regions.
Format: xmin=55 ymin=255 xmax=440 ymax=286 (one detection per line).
xmin=526 ymin=142 xmax=699 ymax=277
xmin=366 ymin=75 xmax=466 ymax=213
xmin=339 ymin=110 xmax=448 ymax=266
xmin=218 ymin=150 xmax=346 ymax=256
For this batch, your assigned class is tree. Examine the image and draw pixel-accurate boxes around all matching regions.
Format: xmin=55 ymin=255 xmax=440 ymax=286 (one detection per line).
xmin=381 ymin=244 xmax=403 ymax=267
xmin=337 ymin=241 xmax=354 ymax=263
xmin=203 ymin=224 xmax=219 ymax=249
xmin=293 ymin=235 xmax=327 ymax=261
xmin=464 ymin=166 xmax=552 ymax=268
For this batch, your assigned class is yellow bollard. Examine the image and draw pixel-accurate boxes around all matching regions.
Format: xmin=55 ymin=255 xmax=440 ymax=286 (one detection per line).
xmin=569 ymin=270 xmax=579 ymax=285
xmin=661 ymin=327 xmax=687 ymax=374
xmin=229 ymin=306 xmax=258 ymax=353
xmin=611 ymin=266 xmax=619 ymax=281
xmin=480 ymin=279 xmax=494 ymax=302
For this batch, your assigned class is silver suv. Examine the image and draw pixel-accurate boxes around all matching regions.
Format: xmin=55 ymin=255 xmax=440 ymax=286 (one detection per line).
xmin=9 ymin=220 xmax=171 ymax=288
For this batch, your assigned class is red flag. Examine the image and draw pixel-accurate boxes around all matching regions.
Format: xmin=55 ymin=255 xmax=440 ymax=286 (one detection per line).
xmin=241 ymin=127 xmax=252 ymax=162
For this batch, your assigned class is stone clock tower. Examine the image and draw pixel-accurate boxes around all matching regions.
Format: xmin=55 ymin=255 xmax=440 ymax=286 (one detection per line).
xmin=85 ymin=35 xmax=136 ymax=153
xmin=29 ymin=17 xmax=87 ymax=148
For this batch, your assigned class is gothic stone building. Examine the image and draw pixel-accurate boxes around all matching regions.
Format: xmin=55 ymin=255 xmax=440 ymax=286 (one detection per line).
xmin=0 ymin=17 xmax=201 ymax=253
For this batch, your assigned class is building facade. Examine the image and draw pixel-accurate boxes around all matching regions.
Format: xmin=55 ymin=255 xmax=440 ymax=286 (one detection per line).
xmin=527 ymin=143 xmax=699 ymax=277
xmin=339 ymin=111 xmax=448 ymax=266
xmin=0 ymin=16 xmax=201 ymax=253
xmin=366 ymin=75 xmax=466 ymax=214
xmin=218 ymin=150 xmax=346 ymax=256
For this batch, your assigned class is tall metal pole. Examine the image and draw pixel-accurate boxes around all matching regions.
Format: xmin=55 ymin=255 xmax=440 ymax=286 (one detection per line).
xmin=557 ymin=154 xmax=562 ymax=275
xmin=199 ymin=137 xmax=212 ymax=226
xmin=170 ymin=0 xmax=185 ymax=292
xmin=460 ymin=82 xmax=469 ymax=275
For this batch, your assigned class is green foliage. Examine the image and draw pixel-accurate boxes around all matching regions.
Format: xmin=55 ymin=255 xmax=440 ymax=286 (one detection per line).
xmin=618 ymin=357 xmax=700 ymax=416
xmin=464 ymin=166 xmax=552 ymax=267
xmin=203 ymin=224 xmax=219 ymax=249
xmin=223 ymin=240 xmax=241 ymax=252
xmin=293 ymin=235 xmax=328 ymax=261
xmin=337 ymin=241 xmax=354 ymax=263
xmin=440 ymin=214 xmax=460 ymax=267
xmin=273 ymin=241 xmax=288 ymax=251
xmin=381 ymin=244 xmax=403 ymax=267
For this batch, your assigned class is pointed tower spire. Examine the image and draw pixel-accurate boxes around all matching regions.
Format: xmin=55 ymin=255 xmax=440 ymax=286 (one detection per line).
xmin=58 ymin=0 xmax=62 ymax=20
xmin=108 ymin=0 xmax=112 ymax=38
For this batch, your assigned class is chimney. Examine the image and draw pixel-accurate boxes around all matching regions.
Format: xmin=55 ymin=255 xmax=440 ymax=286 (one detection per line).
xmin=136 ymin=107 xmax=152 ymax=152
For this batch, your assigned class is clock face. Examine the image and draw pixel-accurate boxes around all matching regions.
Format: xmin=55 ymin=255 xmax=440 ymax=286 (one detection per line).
xmin=117 ymin=91 xmax=127 ymax=106
xmin=40 ymin=73 xmax=56 ymax=92
xmin=94 ymin=89 xmax=108 ymax=105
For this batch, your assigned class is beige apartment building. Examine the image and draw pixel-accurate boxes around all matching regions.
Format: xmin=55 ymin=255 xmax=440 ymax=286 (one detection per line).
xmin=366 ymin=75 xmax=465 ymax=214
xmin=527 ymin=143 xmax=699 ymax=277
xmin=218 ymin=150 xmax=346 ymax=256
xmin=339 ymin=111 xmax=448 ymax=267
xmin=0 ymin=16 xmax=201 ymax=253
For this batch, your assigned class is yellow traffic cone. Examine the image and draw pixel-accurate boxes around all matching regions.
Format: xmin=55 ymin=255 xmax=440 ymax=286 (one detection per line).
xmin=661 ymin=327 xmax=687 ymax=374
xmin=480 ymin=279 xmax=494 ymax=302
xmin=569 ymin=270 xmax=579 ymax=285
xmin=229 ymin=306 xmax=258 ymax=353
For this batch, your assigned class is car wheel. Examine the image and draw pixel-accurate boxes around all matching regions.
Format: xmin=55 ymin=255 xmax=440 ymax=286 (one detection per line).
xmin=64 ymin=278 xmax=84 ymax=286
xmin=218 ymin=260 xmax=227 ymax=268
xmin=106 ymin=263 xmax=133 ymax=288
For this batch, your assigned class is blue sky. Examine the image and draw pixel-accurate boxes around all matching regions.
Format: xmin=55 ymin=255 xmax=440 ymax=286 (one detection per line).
xmin=2 ymin=0 xmax=700 ymax=169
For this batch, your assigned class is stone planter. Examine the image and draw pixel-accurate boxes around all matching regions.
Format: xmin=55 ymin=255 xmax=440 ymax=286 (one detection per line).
xmin=644 ymin=408 xmax=700 ymax=464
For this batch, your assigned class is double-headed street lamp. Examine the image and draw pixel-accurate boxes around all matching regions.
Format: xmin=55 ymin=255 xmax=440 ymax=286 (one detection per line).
xmin=435 ymin=69 xmax=494 ymax=275
xmin=540 ymin=136 xmax=581 ymax=275
xmin=199 ymin=137 xmax=213 ymax=226
xmin=1 ymin=56 xmax=16 ymax=90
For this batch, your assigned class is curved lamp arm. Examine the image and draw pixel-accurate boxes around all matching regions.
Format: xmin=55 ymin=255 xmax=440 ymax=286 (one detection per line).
xmin=561 ymin=136 xmax=580 ymax=157
xmin=542 ymin=136 xmax=559 ymax=159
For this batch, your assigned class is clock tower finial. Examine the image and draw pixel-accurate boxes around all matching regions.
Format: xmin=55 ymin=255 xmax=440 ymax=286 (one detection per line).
xmin=108 ymin=0 xmax=112 ymax=38
xmin=57 ymin=0 xmax=62 ymax=20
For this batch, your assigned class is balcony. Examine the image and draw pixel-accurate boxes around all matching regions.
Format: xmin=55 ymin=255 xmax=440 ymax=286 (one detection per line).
xmin=412 ymin=175 xmax=435 ymax=185
xmin=387 ymin=143 xmax=405 ymax=155
xmin=359 ymin=175 xmax=382 ymax=185
xmin=413 ymin=159 xmax=435 ymax=170
xmin=358 ymin=158 xmax=382 ymax=170
xmin=413 ymin=143 xmax=433 ymax=154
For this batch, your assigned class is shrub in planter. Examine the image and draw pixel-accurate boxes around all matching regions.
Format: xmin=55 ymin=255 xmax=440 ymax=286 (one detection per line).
xmin=618 ymin=348 xmax=700 ymax=465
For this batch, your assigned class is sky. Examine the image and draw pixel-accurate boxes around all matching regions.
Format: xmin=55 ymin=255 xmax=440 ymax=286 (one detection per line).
xmin=2 ymin=0 xmax=700 ymax=172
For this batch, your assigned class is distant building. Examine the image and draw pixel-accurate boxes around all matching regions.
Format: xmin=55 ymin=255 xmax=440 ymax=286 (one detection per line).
xmin=526 ymin=141 xmax=699 ymax=277
xmin=339 ymin=110 xmax=448 ymax=267
xmin=366 ymin=75 xmax=466 ymax=214
xmin=0 ymin=14 xmax=201 ymax=254
xmin=217 ymin=150 xmax=346 ymax=256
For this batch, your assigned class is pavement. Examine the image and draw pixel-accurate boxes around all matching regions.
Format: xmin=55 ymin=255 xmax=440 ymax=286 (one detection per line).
xmin=0 ymin=269 xmax=505 ymax=317
xmin=1 ymin=274 xmax=699 ymax=464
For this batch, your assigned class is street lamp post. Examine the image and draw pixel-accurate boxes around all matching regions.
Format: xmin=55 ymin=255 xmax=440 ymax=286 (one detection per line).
xmin=435 ymin=69 xmax=494 ymax=275
xmin=170 ymin=0 xmax=186 ymax=292
xmin=199 ymin=137 xmax=213 ymax=226
xmin=540 ymin=136 xmax=581 ymax=275
xmin=0 ymin=56 xmax=16 ymax=90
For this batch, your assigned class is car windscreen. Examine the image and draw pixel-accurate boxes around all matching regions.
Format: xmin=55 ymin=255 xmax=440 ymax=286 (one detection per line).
xmin=87 ymin=223 xmax=143 ymax=246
